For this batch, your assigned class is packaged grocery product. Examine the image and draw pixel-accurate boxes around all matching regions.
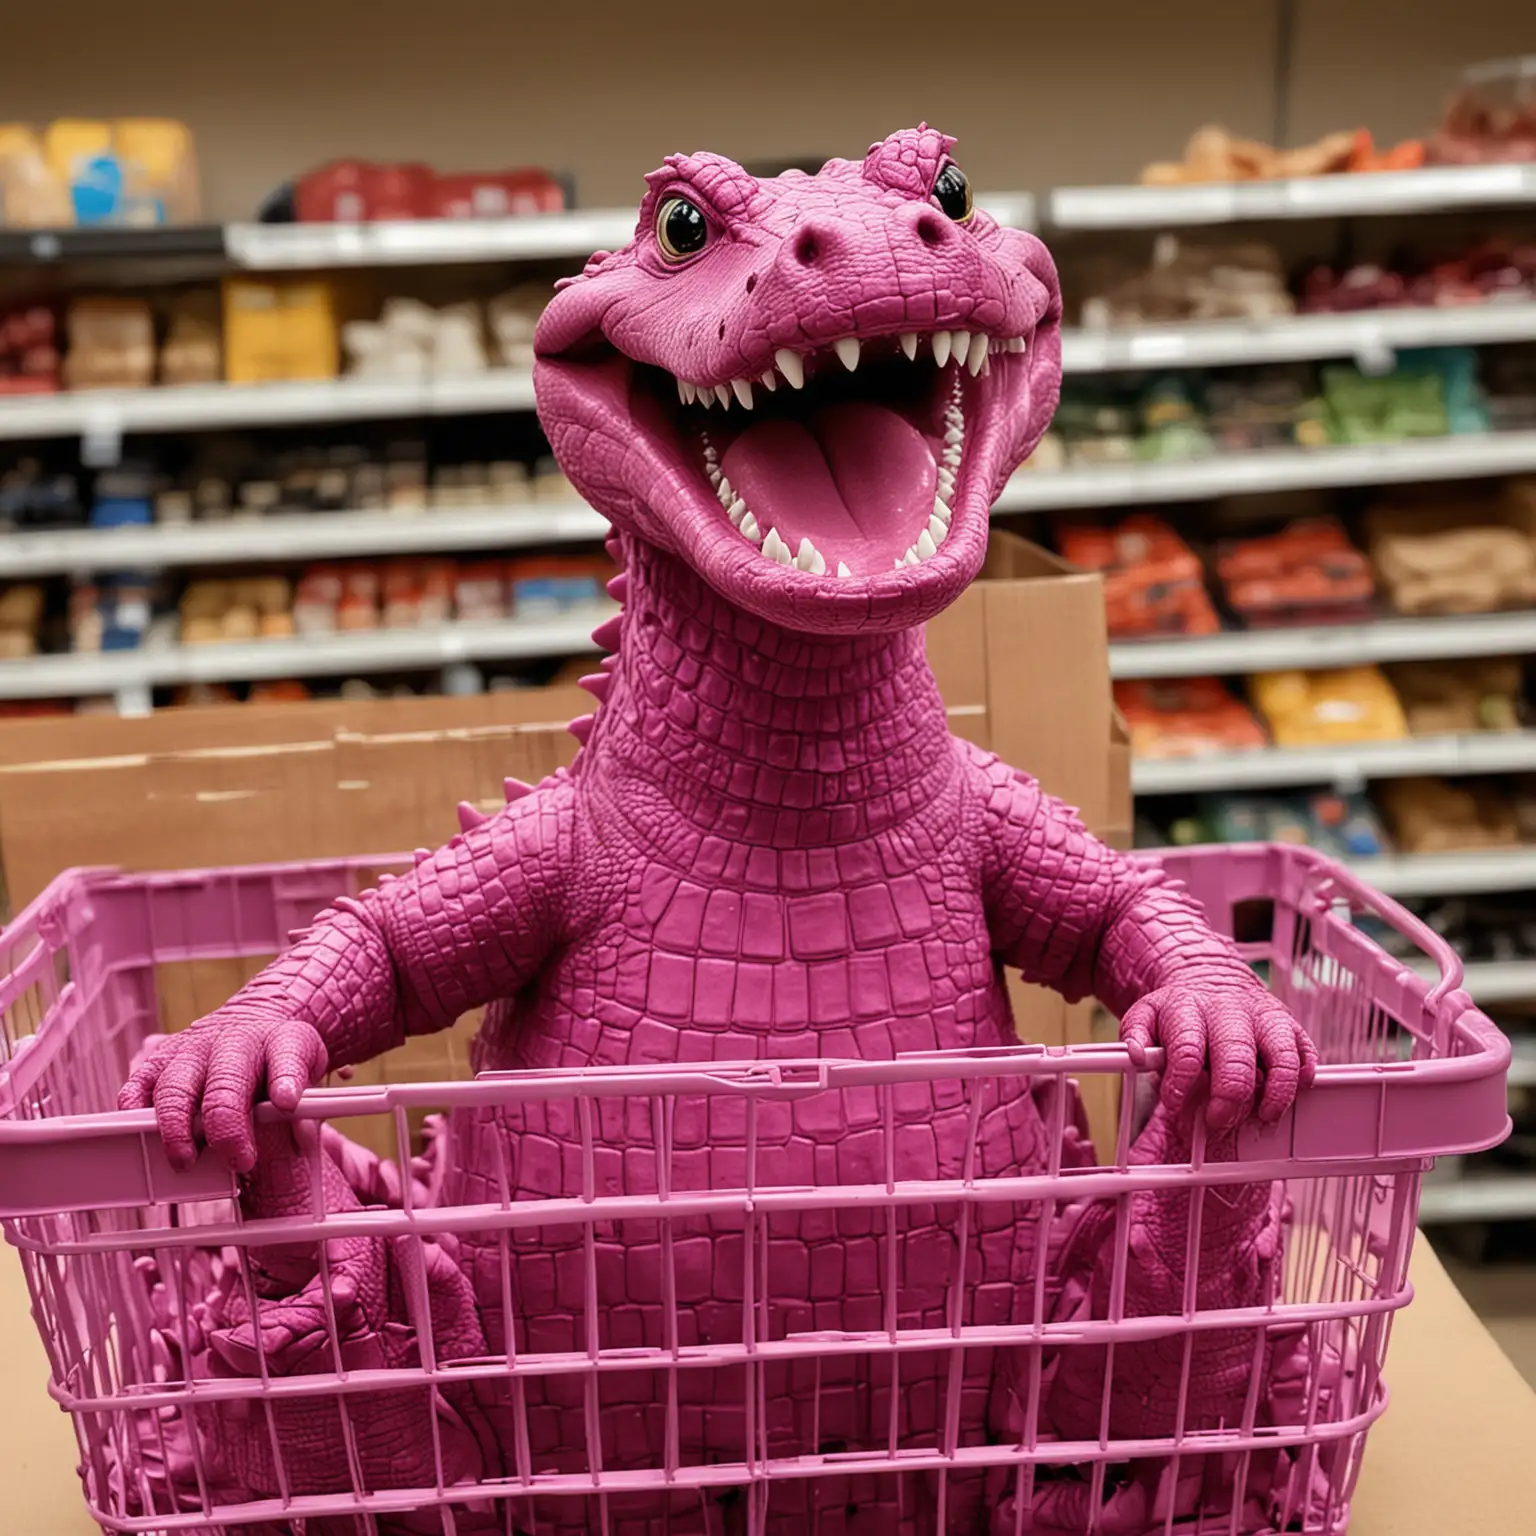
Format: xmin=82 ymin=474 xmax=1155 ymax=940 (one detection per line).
xmin=1058 ymin=516 xmax=1219 ymax=639
xmin=62 ymin=297 xmax=155 ymax=390
xmin=223 ymin=278 xmax=341 ymax=384
xmin=1377 ymin=778 xmax=1521 ymax=854
xmin=1114 ymin=677 xmax=1268 ymax=759
xmin=1248 ymin=665 xmax=1408 ymax=747
xmin=1214 ymin=518 xmax=1374 ymax=627
xmin=1367 ymin=494 xmax=1536 ymax=614
xmin=1387 ymin=659 xmax=1525 ymax=735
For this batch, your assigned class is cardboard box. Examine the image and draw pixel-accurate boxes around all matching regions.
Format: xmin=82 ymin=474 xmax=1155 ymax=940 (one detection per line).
xmin=0 ymin=533 xmax=1127 ymax=1152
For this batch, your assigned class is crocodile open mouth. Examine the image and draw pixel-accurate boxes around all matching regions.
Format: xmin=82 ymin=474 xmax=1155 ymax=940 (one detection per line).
xmin=643 ymin=329 xmax=1030 ymax=578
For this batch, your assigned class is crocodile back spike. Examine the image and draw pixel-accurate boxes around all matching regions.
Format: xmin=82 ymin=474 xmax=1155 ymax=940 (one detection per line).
xmin=456 ymin=802 xmax=488 ymax=834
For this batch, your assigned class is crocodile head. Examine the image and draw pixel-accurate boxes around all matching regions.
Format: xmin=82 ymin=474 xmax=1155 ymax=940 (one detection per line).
xmin=535 ymin=125 xmax=1062 ymax=633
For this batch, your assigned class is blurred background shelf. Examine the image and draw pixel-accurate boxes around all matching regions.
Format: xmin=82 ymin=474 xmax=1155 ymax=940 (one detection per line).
xmin=996 ymin=432 xmax=1536 ymax=512
xmin=1131 ymin=732 xmax=1536 ymax=793
xmin=0 ymin=371 xmax=540 ymax=440
xmin=0 ymin=504 xmax=609 ymax=577
xmin=0 ymin=608 xmax=614 ymax=700
xmin=1060 ymin=301 xmax=1536 ymax=374
xmin=1109 ymin=614 xmax=1536 ymax=679
xmin=1409 ymin=956 xmax=1536 ymax=1003
xmin=1050 ymin=164 xmax=1536 ymax=229
xmin=1419 ymin=1175 xmax=1536 ymax=1224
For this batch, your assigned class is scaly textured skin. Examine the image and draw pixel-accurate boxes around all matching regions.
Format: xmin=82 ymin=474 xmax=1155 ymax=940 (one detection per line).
xmin=122 ymin=128 xmax=1317 ymax=1535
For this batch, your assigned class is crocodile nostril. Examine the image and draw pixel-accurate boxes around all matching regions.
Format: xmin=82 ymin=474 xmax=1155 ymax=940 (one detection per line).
xmin=915 ymin=212 xmax=947 ymax=247
xmin=745 ymin=273 xmax=757 ymax=294
xmin=793 ymin=227 xmax=821 ymax=267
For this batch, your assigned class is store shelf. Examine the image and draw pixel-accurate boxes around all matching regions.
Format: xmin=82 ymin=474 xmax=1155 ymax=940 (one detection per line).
xmin=0 ymin=504 xmax=611 ymax=578
xmin=1418 ymin=1174 xmax=1536 ymax=1224
xmin=1508 ymin=1036 xmax=1536 ymax=1089
xmin=1060 ymin=301 xmax=1536 ymax=375
xmin=1410 ymin=958 xmax=1536 ymax=1005
xmin=1131 ymin=731 xmax=1536 ymax=794
xmin=996 ymin=431 xmax=1536 ymax=513
xmin=0 ymin=370 xmax=539 ymax=442
xmin=0 ymin=225 xmax=228 ymax=264
xmin=1109 ymin=612 xmax=1536 ymax=680
xmin=1347 ymin=848 xmax=1536 ymax=900
xmin=220 ymin=194 xmax=1035 ymax=270
xmin=0 ymin=606 xmax=614 ymax=701
xmin=1050 ymin=163 xmax=1536 ymax=229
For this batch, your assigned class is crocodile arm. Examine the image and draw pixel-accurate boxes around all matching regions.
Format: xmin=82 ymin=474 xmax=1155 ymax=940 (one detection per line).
xmin=119 ymin=783 xmax=576 ymax=1169
xmin=970 ymin=746 xmax=1315 ymax=1125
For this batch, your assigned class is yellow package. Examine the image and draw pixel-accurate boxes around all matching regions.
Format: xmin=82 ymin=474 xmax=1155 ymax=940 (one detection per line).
xmin=223 ymin=279 xmax=341 ymax=384
xmin=1249 ymin=666 xmax=1409 ymax=748
xmin=112 ymin=118 xmax=200 ymax=223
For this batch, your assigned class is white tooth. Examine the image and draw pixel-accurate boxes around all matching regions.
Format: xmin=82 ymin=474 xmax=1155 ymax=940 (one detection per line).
xmin=717 ymin=476 xmax=734 ymax=504
xmin=759 ymin=369 xmax=777 ymax=391
xmin=933 ymin=497 xmax=952 ymax=525
xmin=702 ymin=439 xmax=718 ymax=461
xmin=927 ymin=515 xmax=948 ymax=546
xmin=902 ymin=547 xmax=920 ymax=567
xmin=763 ymin=528 xmax=793 ymax=565
xmin=967 ymin=335 xmax=989 ymax=376
xmin=698 ymin=386 xmax=713 ymax=411
xmin=899 ymin=332 xmax=918 ymax=361
xmin=795 ymin=537 xmax=822 ymax=573
xmin=1007 ymin=336 xmax=1028 ymax=353
xmin=740 ymin=511 xmax=762 ymax=541
xmin=917 ymin=529 xmax=938 ymax=560
xmin=727 ymin=498 xmax=747 ymax=527
xmin=708 ymin=468 xmax=722 ymax=489
xmin=836 ymin=561 xmax=851 ymax=578
xmin=894 ymin=557 xmax=905 ymax=570
xmin=676 ymin=378 xmax=692 ymax=405
xmin=775 ymin=349 xmax=805 ymax=389
xmin=714 ymin=384 xmax=733 ymax=409
xmin=834 ymin=337 xmax=861 ymax=372
xmin=732 ymin=378 xmax=755 ymax=409
xmin=937 ymin=474 xmax=955 ymax=500
xmin=944 ymin=425 xmax=963 ymax=447
xmin=950 ymin=331 xmax=972 ymax=369
xmin=931 ymin=331 xmax=953 ymax=367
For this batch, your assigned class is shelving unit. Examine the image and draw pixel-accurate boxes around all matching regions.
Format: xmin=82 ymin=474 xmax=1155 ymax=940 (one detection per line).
xmin=1109 ymin=612 xmax=1536 ymax=679
xmin=0 ymin=504 xmax=608 ymax=578
xmin=1060 ymin=301 xmax=1536 ymax=374
xmin=1347 ymin=847 xmax=1536 ymax=900
xmin=1050 ymin=163 xmax=1536 ymax=228
xmin=1131 ymin=732 xmax=1536 ymax=794
xmin=0 ymin=606 xmax=614 ymax=702
xmin=995 ymin=431 xmax=1536 ymax=512
xmin=0 ymin=370 xmax=539 ymax=442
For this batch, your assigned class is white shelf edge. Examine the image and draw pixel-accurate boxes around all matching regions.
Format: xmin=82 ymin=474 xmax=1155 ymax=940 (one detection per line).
xmin=1417 ymin=1174 xmax=1536 ymax=1223
xmin=1061 ymin=301 xmax=1536 ymax=375
xmin=221 ymin=192 xmax=1033 ymax=272
xmin=1131 ymin=731 xmax=1536 ymax=794
xmin=998 ymin=431 xmax=1536 ymax=513
xmin=1346 ymin=849 xmax=1536 ymax=900
xmin=1409 ymin=957 xmax=1536 ymax=1005
xmin=1051 ymin=164 xmax=1536 ymax=230
xmin=1110 ymin=612 xmax=1536 ymax=680
xmin=0 ymin=503 xmax=610 ymax=577
xmin=0 ymin=370 xmax=538 ymax=441
xmin=0 ymin=605 xmax=616 ymax=700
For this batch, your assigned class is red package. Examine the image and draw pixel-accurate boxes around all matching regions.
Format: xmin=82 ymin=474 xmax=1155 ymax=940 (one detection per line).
xmin=366 ymin=163 xmax=432 ymax=220
xmin=294 ymin=161 xmax=372 ymax=223
xmin=1058 ymin=516 xmax=1220 ymax=640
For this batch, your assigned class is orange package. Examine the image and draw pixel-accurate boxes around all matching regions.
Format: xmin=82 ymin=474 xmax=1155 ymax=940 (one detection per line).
xmin=1114 ymin=677 xmax=1269 ymax=760
xmin=1216 ymin=518 xmax=1375 ymax=628
xmin=1059 ymin=516 xmax=1220 ymax=639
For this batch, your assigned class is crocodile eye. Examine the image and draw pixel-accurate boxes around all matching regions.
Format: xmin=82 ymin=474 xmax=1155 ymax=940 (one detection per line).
xmin=656 ymin=196 xmax=709 ymax=261
xmin=932 ymin=162 xmax=973 ymax=223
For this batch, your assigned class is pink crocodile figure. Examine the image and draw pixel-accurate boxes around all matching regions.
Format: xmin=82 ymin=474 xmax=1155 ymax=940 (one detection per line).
xmin=122 ymin=127 xmax=1317 ymax=1535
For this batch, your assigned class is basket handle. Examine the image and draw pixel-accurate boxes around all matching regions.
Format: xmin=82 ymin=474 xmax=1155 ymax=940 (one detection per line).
xmin=1298 ymin=855 xmax=1465 ymax=1006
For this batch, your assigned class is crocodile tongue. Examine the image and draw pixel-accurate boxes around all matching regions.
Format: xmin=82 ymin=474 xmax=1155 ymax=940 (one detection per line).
xmin=719 ymin=401 xmax=938 ymax=572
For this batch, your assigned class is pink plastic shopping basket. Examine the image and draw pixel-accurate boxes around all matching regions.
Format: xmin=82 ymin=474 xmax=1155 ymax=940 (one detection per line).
xmin=0 ymin=842 xmax=1510 ymax=1536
